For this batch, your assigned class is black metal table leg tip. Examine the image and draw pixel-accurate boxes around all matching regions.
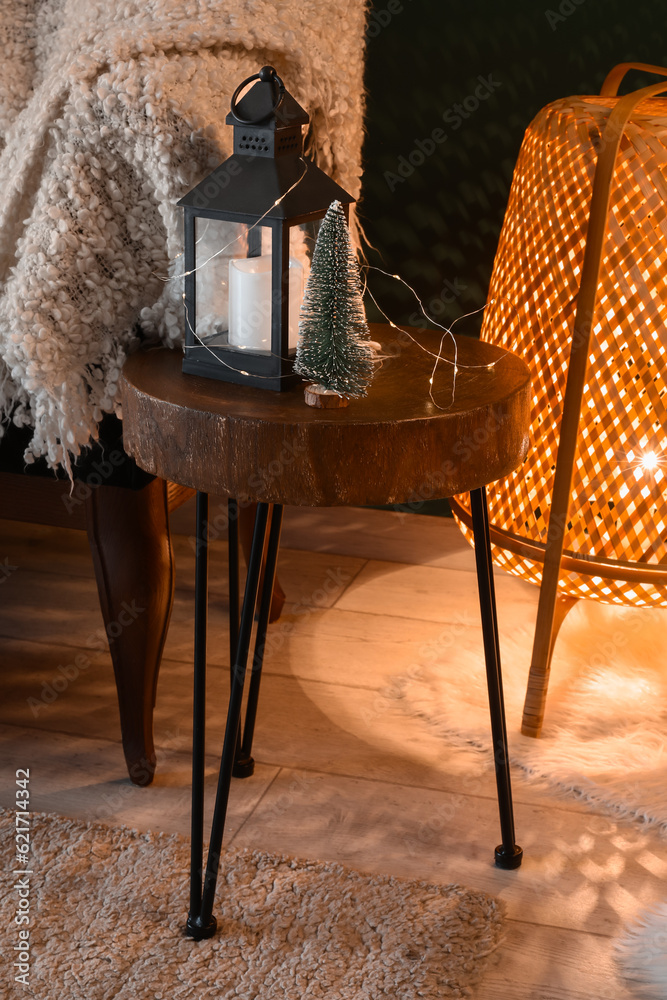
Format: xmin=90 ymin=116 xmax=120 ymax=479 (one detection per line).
xmin=494 ymin=844 xmax=523 ymax=870
xmin=185 ymin=913 xmax=218 ymax=940
xmin=232 ymin=754 xmax=255 ymax=778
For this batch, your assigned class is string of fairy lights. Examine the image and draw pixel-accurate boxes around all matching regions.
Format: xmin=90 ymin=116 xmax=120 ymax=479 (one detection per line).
xmin=360 ymin=266 xmax=495 ymax=409
xmin=157 ymin=163 xmax=502 ymax=403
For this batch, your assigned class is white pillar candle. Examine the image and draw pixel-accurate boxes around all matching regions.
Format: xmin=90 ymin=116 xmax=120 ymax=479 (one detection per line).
xmin=228 ymin=254 xmax=303 ymax=352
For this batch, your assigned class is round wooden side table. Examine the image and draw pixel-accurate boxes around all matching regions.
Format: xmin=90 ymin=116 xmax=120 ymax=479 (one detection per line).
xmin=121 ymin=323 xmax=531 ymax=940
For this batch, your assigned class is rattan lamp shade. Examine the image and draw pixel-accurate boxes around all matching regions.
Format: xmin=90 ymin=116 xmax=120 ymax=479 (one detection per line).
xmin=454 ymin=87 xmax=667 ymax=603
xmin=450 ymin=64 xmax=667 ymax=734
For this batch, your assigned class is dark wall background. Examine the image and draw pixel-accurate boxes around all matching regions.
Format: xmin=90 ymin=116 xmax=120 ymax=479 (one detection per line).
xmin=360 ymin=0 xmax=665 ymax=336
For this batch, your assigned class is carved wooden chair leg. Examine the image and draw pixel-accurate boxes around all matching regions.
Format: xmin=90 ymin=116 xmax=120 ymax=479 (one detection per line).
xmin=521 ymin=593 xmax=578 ymax=737
xmin=85 ymin=477 xmax=175 ymax=785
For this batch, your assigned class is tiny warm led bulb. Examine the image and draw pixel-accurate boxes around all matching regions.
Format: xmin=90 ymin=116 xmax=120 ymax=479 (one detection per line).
xmin=642 ymin=451 xmax=659 ymax=471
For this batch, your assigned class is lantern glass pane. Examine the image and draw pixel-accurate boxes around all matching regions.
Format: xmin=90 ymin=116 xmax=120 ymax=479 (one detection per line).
xmin=288 ymin=218 xmax=322 ymax=347
xmin=190 ymin=217 xmax=326 ymax=362
xmin=193 ymin=217 xmax=248 ymax=347
xmin=291 ymin=218 xmax=322 ymax=288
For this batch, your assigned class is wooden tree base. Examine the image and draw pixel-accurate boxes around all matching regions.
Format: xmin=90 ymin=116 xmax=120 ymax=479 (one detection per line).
xmin=303 ymin=383 xmax=350 ymax=408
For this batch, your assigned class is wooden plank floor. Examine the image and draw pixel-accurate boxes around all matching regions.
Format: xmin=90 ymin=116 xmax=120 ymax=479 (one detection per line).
xmin=0 ymin=501 xmax=659 ymax=998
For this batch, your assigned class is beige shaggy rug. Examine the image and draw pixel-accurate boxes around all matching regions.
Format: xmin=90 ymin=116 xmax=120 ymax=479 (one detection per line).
xmin=1 ymin=809 xmax=503 ymax=999
xmin=616 ymin=902 xmax=667 ymax=999
xmin=394 ymin=599 xmax=667 ymax=831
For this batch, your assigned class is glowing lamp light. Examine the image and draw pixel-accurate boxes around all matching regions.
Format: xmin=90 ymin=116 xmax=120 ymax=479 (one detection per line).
xmin=641 ymin=451 xmax=659 ymax=472
xmin=450 ymin=63 xmax=667 ymax=736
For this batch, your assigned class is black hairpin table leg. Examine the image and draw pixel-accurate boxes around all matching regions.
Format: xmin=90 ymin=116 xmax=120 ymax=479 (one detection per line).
xmin=231 ymin=502 xmax=284 ymax=776
xmin=227 ymin=498 xmax=251 ymax=778
xmin=188 ymin=491 xmax=210 ymax=927
xmin=469 ymin=486 xmax=523 ymax=870
xmin=239 ymin=504 xmax=284 ymax=764
xmin=186 ymin=502 xmax=272 ymax=940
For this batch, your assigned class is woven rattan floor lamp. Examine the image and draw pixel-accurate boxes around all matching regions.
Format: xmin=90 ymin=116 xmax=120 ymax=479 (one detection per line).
xmin=451 ymin=63 xmax=667 ymax=736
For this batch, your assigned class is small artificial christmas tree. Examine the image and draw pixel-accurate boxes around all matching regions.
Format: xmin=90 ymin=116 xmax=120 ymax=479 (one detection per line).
xmin=294 ymin=200 xmax=374 ymax=407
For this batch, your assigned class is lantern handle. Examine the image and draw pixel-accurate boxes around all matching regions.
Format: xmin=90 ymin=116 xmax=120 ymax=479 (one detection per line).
xmin=600 ymin=61 xmax=667 ymax=97
xmin=230 ymin=66 xmax=285 ymax=125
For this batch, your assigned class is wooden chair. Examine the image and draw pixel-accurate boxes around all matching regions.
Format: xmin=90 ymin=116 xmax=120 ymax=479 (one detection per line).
xmin=0 ymin=447 xmax=285 ymax=786
xmin=0 ymin=469 xmax=192 ymax=786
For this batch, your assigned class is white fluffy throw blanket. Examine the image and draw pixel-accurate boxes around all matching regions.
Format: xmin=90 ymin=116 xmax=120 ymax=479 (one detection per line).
xmin=0 ymin=0 xmax=367 ymax=470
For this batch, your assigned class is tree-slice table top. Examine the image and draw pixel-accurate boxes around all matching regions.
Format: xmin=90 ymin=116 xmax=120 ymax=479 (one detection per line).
xmin=120 ymin=323 xmax=531 ymax=506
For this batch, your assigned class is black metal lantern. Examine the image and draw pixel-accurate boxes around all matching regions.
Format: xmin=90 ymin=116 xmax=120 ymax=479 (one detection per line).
xmin=178 ymin=66 xmax=355 ymax=390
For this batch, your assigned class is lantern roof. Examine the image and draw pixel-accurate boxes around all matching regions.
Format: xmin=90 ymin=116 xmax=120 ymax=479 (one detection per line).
xmin=178 ymin=67 xmax=355 ymax=219
xmin=177 ymin=154 xmax=354 ymax=220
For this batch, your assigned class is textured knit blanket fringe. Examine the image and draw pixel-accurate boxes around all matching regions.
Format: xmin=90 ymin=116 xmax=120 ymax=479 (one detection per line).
xmin=0 ymin=0 xmax=367 ymax=472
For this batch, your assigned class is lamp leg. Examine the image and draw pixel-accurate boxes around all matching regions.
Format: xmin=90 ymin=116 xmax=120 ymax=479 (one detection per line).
xmin=522 ymin=591 xmax=578 ymax=737
xmin=470 ymin=486 xmax=523 ymax=870
xmin=187 ymin=502 xmax=271 ymax=939
xmin=549 ymin=595 xmax=578 ymax=660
